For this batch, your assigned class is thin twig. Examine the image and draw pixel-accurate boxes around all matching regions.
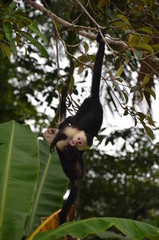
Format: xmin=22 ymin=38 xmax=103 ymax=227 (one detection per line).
xmin=74 ymin=0 xmax=102 ymax=29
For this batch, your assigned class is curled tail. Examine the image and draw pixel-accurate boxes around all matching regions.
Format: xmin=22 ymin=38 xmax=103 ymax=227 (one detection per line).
xmin=91 ymin=32 xmax=105 ymax=98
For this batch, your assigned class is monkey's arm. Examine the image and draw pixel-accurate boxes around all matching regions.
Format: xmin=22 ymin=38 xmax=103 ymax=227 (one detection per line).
xmin=50 ymin=131 xmax=67 ymax=152
xmin=58 ymin=116 xmax=75 ymax=129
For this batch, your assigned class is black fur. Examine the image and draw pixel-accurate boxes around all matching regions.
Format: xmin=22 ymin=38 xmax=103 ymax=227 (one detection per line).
xmin=51 ymin=32 xmax=105 ymax=224
xmin=57 ymin=146 xmax=84 ymax=224
xmin=51 ymin=33 xmax=105 ymax=151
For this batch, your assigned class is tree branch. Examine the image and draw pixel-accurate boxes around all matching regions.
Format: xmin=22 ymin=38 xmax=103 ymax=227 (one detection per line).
xmin=24 ymin=0 xmax=128 ymax=49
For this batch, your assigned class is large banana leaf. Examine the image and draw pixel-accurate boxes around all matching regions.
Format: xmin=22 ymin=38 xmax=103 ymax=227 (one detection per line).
xmin=26 ymin=140 xmax=68 ymax=236
xmin=0 ymin=120 xmax=39 ymax=240
xmin=34 ymin=217 xmax=159 ymax=240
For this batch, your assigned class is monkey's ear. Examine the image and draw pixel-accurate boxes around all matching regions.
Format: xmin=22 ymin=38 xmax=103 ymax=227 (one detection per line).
xmin=70 ymin=139 xmax=76 ymax=146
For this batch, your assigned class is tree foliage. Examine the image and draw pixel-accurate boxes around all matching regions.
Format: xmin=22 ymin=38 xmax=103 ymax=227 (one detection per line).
xmin=0 ymin=0 xmax=158 ymax=137
xmin=0 ymin=2 xmax=159 ymax=239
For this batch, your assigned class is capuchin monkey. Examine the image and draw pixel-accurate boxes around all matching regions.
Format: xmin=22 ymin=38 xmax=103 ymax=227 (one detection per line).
xmin=44 ymin=32 xmax=105 ymax=224
xmin=50 ymin=32 xmax=105 ymax=153
xmin=43 ymin=127 xmax=85 ymax=224
xmin=43 ymin=87 xmax=89 ymax=224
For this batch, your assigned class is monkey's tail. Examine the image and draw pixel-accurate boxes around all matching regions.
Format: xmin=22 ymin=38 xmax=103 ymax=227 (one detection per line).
xmin=59 ymin=180 xmax=79 ymax=224
xmin=91 ymin=32 xmax=105 ymax=99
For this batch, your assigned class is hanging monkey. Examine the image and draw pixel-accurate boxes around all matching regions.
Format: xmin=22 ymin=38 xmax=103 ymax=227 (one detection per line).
xmin=44 ymin=32 xmax=105 ymax=224
xmin=50 ymin=32 xmax=105 ymax=152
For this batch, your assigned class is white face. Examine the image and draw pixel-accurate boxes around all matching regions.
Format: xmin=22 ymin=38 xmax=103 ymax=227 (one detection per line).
xmin=69 ymin=131 xmax=89 ymax=150
xmin=43 ymin=128 xmax=59 ymax=144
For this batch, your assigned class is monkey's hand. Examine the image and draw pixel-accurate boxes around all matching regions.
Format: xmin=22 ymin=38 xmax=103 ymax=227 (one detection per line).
xmin=43 ymin=128 xmax=59 ymax=145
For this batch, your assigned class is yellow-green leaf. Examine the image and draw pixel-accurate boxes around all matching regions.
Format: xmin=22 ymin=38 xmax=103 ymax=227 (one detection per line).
xmin=115 ymin=65 xmax=124 ymax=77
xmin=133 ymin=43 xmax=154 ymax=53
xmin=130 ymin=34 xmax=141 ymax=45
xmin=144 ymin=126 xmax=155 ymax=140
xmin=98 ymin=0 xmax=105 ymax=8
xmin=117 ymin=14 xmax=131 ymax=27
xmin=83 ymin=42 xmax=89 ymax=53
xmin=138 ymin=26 xmax=153 ymax=35
xmin=142 ymin=75 xmax=150 ymax=88
xmin=146 ymin=87 xmax=156 ymax=100
xmin=128 ymin=34 xmax=133 ymax=44
xmin=152 ymin=44 xmax=159 ymax=51
xmin=0 ymin=43 xmax=11 ymax=59
xmin=115 ymin=77 xmax=123 ymax=83
xmin=0 ymin=34 xmax=4 ymax=41
xmin=78 ymin=64 xmax=84 ymax=74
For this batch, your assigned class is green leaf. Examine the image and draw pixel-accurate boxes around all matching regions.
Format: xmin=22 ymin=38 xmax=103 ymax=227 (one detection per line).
xmin=117 ymin=14 xmax=131 ymax=27
xmin=130 ymin=86 xmax=140 ymax=93
xmin=0 ymin=120 xmax=39 ymax=240
xmin=83 ymin=41 xmax=89 ymax=53
xmin=152 ymin=44 xmax=159 ymax=51
xmin=0 ymin=43 xmax=11 ymax=59
xmin=123 ymin=109 xmax=128 ymax=116
xmin=3 ymin=21 xmax=13 ymax=41
xmin=146 ymin=115 xmax=156 ymax=127
xmin=98 ymin=230 xmax=128 ymax=239
xmin=78 ymin=64 xmax=84 ymax=74
xmin=26 ymin=140 xmax=68 ymax=235
xmin=34 ymin=217 xmax=159 ymax=240
xmin=137 ymin=112 xmax=146 ymax=121
xmin=115 ymin=77 xmax=123 ymax=83
xmin=142 ymin=75 xmax=150 ymax=88
xmin=144 ymin=126 xmax=155 ymax=140
xmin=28 ymin=22 xmax=48 ymax=44
xmin=77 ymin=54 xmax=87 ymax=63
xmin=3 ymin=21 xmax=17 ymax=56
xmin=98 ymin=0 xmax=106 ymax=8
xmin=122 ymin=91 xmax=129 ymax=104
xmin=13 ymin=13 xmax=31 ymax=27
xmin=138 ymin=26 xmax=153 ymax=35
xmin=125 ymin=50 xmax=131 ymax=63
xmin=146 ymin=87 xmax=156 ymax=100
xmin=134 ymin=43 xmax=154 ymax=53
xmin=133 ymin=48 xmax=142 ymax=60
xmin=21 ymin=32 xmax=49 ymax=58
xmin=9 ymin=1 xmax=17 ymax=10
xmin=5 ymin=2 xmax=17 ymax=14
xmin=0 ymin=34 xmax=4 ymax=40
xmin=115 ymin=65 xmax=124 ymax=77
